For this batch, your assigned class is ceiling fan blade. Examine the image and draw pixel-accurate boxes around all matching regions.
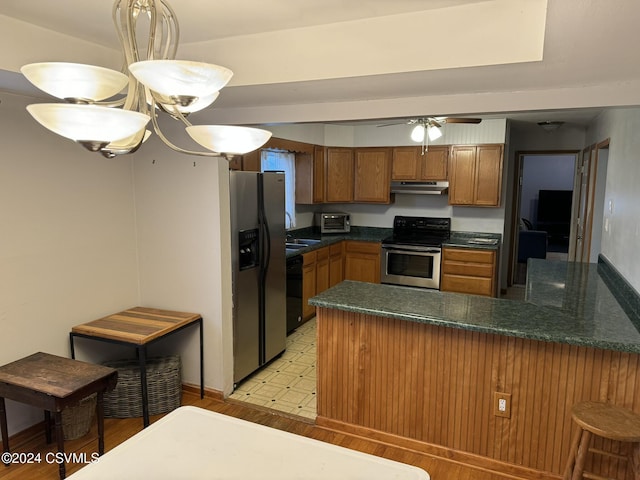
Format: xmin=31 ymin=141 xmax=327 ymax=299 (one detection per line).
xmin=442 ymin=117 xmax=482 ymax=124
xmin=376 ymin=122 xmax=406 ymax=127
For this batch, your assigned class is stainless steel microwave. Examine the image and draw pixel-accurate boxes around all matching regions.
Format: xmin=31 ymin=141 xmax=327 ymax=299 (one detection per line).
xmin=315 ymin=212 xmax=351 ymax=233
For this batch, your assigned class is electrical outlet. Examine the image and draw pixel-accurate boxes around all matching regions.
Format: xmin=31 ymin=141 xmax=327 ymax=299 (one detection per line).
xmin=494 ymin=392 xmax=511 ymax=418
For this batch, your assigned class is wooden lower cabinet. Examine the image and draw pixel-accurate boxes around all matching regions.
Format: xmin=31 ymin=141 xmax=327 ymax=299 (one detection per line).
xmin=302 ymin=244 xmax=344 ymax=320
xmin=328 ymin=242 xmax=344 ymax=288
xmin=316 ymin=247 xmax=329 ymax=294
xmin=302 ymin=251 xmax=317 ymax=320
xmin=441 ymin=247 xmax=497 ymax=297
xmin=344 ymin=241 xmax=381 ymax=284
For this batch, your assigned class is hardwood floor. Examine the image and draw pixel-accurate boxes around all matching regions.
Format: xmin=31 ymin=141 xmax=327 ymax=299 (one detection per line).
xmin=0 ymin=391 xmax=537 ymax=480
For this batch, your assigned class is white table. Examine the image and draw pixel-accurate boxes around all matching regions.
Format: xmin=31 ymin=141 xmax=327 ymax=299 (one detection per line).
xmin=68 ymin=406 xmax=429 ymax=479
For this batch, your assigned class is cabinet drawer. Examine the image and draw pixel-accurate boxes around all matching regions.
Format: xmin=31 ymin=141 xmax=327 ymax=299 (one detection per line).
xmin=345 ymin=241 xmax=381 ymax=255
xmin=443 ymin=248 xmax=495 ymax=264
xmin=442 ymin=261 xmax=494 ymax=278
xmin=303 ymin=251 xmax=316 ymax=266
xmin=316 ymin=246 xmax=329 ymax=261
xmin=441 ymin=274 xmax=493 ymax=296
xmin=329 ymin=242 xmax=344 ymax=256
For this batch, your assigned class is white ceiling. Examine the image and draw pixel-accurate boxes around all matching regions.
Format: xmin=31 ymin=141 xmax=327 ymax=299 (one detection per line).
xmin=1 ymin=0 xmax=640 ymax=127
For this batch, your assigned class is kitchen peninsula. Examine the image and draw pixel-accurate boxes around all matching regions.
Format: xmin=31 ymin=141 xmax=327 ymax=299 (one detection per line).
xmin=309 ymin=257 xmax=640 ymax=479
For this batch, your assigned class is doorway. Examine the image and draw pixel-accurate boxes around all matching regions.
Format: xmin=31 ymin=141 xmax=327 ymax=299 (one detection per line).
xmin=570 ymin=140 xmax=609 ymax=263
xmin=511 ymin=152 xmax=579 ymax=284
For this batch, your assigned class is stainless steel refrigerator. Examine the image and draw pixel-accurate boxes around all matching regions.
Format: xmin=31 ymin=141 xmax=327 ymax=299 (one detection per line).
xmin=230 ymin=171 xmax=287 ymax=385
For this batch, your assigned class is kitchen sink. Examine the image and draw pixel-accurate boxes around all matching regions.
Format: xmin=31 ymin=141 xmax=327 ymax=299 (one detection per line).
xmin=287 ymin=238 xmax=322 ymax=245
xmin=285 ymin=243 xmax=308 ymax=250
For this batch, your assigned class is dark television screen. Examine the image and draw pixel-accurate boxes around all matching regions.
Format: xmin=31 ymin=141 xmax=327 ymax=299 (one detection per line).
xmin=537 ymin=189 xmax=573 ymax=224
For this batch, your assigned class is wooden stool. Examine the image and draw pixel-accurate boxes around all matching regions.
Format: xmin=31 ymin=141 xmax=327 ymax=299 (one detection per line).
xmin=564 ymin=401 xmax=640 ymax=480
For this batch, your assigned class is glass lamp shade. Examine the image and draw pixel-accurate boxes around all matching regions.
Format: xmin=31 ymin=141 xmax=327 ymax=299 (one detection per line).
xmin=26 ymin=104 xmax=150 ymax=143
xmin=186 ymin=125 xmax=272 ymax=155
xmin=129 ymin=60 xmax=233 ymax=100
xmin=21 ymin=63 xmax=128 ymax=102
xmin=410 ymin=124 xmax=425 ymax=142
xmin=428 ymin=125 xmax=443 ymax=141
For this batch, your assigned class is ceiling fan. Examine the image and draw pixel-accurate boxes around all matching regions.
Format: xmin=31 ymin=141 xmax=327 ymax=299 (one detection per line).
xmin=377 ymin=116 xmax=482 ymax=153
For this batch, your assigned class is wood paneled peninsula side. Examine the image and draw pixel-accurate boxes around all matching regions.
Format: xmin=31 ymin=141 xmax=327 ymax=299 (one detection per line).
xmin=309 ymin=257 xmax=640 ymax=480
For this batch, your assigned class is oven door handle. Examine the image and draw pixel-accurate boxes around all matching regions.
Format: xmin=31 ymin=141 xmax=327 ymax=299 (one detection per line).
xmin=381 ymin=245 xmax=442 ymax=255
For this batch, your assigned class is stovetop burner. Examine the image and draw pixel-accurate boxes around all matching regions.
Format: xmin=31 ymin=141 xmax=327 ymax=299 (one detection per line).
xmin=382 ymin=216 xmax=451 ymax=247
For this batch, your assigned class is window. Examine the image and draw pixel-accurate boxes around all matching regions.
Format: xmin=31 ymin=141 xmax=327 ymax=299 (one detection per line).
xmin=261 ymin=150 xmax=296 ymax=228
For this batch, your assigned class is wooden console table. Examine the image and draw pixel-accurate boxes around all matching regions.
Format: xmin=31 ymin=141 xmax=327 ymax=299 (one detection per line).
xmin=0 ymin=352 xmax=117 ymax=480
xmin=69 ymin=307 xmax=203 ymax=428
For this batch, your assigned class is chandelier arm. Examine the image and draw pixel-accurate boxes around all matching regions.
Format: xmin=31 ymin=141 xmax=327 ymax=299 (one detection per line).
xmin=149 ymin=102 xmax=220 ymax=157
xmin=160 ymin=0 xmax=179 ymax=59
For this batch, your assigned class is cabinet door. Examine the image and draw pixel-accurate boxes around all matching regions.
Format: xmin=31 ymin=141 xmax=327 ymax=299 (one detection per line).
xmin=295 ymin=152 xmax=314 ymax=204
xmin=302 ymin=253 xmax=317 ymax=320
xmin=315 ymin=247 xmax=330 ymax=294
xmin=241 ymin=150 xmax=261 ymax=172
xmin=295 ymin=147 xmax=327 ymax=205
xmin=353 ymin=148 xmax=392 ymax=203
xmin=421 ymin=146 xmax=449 ymax=181
xmin=325 ymin=148 xmax=354 ymax=202
xmin=448 ymin=146 xmax=477 ymax=205
xmin=328 ymin=242 xmax=344 ymax=288
xmin=344 ymin=241 xmax=381 ymax=283
xmin=392 ymin=146 xmax=421 ymax=180
xmin=474 ymin=145 xmax=503 ymax=206
xmin=313 ymin=146 xmax=326 ymax=203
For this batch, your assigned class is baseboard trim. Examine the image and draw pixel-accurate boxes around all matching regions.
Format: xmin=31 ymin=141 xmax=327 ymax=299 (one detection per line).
xmin=316 ymin=416 xmax=561 ymax=480
xmin=181 ymin=383 xmax=224 ymax=401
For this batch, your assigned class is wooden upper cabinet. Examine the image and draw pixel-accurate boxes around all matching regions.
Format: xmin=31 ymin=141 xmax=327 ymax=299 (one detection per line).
xmin=295 ymin=147 xmax=325 ymax=204
xmin=325 ymin=147 xmax=354 ymax=203
xmin=448 ymin=146 xmax=477 ymax=205
xmin=313 ymin=146 xmax=326 ymax=203
xmin=391 ymin=146 xmax=448 ymax=181
xmin=421 ymin=146 xmax=449 ymax=181
xmin=474 ymin=144 xmax=504 ymax=206
xmin=240 ymin=150 xmax=261 ymax=172
xmin=392 ymin=146 xmax=421 ymax=180
xmin=448 ymin=144 xmax=503 ymax=207
xmin=353 ymin=147 xmax=392 ymax=203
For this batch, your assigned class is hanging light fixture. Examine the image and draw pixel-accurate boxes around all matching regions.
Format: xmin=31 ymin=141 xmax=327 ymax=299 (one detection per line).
xmin=410 ymin=119 xmax=443 ymax=154
xmin=20 ymin=0 xmax=272 ymax=159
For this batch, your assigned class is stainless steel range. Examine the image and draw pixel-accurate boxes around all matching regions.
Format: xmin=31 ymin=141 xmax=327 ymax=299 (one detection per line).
xmin=380 ymin=216 xmax=451 ymax=289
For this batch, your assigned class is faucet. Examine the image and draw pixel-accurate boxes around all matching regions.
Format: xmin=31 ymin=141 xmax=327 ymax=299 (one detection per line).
xmin=285 ymin=211 xmax=293 ymax=230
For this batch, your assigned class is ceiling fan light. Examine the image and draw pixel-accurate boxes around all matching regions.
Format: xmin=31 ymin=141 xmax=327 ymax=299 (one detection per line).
xmin=129 ymin=60 xmax=233 ymax=101
xmin=26 ymin=104 xmax=150 ymax=144
xmin=186 ymin=125 xmax=272 ymax=155
xmin=410 ymin=124 xmax=425 ymax=142
xmin=428 ymin=125 xmax=443 ymax=141
xmin=21 ymin=63 xmax=128 ymax=102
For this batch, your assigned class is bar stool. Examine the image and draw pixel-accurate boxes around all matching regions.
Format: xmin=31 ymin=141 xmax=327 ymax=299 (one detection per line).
xmin=564 ymin=401 xmax=640 ymax=480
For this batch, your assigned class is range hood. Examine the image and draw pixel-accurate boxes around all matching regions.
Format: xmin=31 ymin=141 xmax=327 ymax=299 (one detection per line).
xmin=390 ymin=181 xmax=449 ymax=195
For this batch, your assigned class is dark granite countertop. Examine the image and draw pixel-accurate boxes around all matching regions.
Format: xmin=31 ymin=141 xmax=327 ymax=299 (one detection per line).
xmin=285 ymin=226 xmax=391 ymax=257
xmin=444 ymin=231 xmax=502 ymax=250
xmin=309 ymin=258 xmax=640 ymax=354
xmin=286 ymin=227 xmax=501 ymax=257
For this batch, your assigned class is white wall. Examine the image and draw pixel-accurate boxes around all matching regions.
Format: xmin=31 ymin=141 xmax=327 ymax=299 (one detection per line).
xmin=132 ymin=135 xmax=234 ymax=394
xmin=587 ymin=108 xmax=640 ymax=291
xmin=0 ymin=93 xmax=140 ymax=434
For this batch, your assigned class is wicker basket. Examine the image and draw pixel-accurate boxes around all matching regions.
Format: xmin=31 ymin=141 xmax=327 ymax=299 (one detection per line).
xmin=62 ymin=394 xmax=97 ymax=440
xmin=102 ymin=355 xmax=182 ymax=418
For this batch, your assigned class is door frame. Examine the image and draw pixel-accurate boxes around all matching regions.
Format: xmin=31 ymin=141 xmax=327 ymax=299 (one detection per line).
xmin=507 ymin=150 xmax=580 ymax=286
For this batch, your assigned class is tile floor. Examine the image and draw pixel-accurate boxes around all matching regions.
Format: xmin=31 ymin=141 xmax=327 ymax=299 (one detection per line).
xmin=229 ymin=318 xmax=317 ymax=420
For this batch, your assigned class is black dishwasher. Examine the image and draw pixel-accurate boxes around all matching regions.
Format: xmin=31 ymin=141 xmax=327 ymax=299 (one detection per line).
xmin=286 ymin=255 xmax=303 ymax=334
